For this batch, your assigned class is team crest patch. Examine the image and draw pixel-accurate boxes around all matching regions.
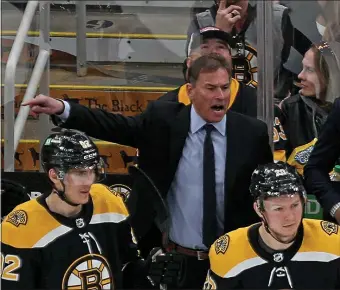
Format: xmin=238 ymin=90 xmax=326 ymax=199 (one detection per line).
xmin=320 ymin=221 xmax=339 ymax=236
xmin=214 ymin=234 xmax=230 ymax=255
xmin=108 ymin=184 xmax=131 ymax=202
xmin=7 ymin=210 xmax=28 ymax=227
xmin=294 ymin=145 xmax=314 ymax=165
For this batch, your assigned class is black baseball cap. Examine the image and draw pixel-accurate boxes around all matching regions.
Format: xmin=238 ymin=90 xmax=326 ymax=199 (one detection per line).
xmin=187 ymin=26 xmax=232 ymax=56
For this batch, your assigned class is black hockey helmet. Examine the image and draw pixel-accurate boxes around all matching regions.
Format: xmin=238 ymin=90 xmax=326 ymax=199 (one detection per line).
xmin=249 ymin=162 xmax=306 ymax=210
xmin=41 ymin=129 xmax=105 ymax=180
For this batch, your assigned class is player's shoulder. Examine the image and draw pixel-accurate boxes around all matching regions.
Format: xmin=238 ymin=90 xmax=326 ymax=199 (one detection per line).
xmin=303 ymin=218 xmax=339 ymax=237
xmin=90 ymin=183 xmax=129 ymax=221
xmin=1 ymin=198 xmax=61 ymax=249
xmin=301 ymin=219 xmax=340 ymax=255
xmin=209 ymin=224 xmax=258 ymax=278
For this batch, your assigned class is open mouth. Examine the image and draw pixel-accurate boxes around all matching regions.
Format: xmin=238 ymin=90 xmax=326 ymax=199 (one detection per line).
xmin=211 ymin=105 xmax=225 ymax=112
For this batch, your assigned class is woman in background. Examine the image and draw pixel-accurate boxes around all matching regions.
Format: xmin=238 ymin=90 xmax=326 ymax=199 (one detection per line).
xmin=280 ymin=41 xmax=340 ymax=175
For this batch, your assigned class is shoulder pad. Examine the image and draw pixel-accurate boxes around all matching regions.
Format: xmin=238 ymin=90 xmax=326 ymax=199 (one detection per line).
xmin=209 ymin=226 xmax=259 ymax=278
xmin=300 ymin=219 xmax=340 ymax=256
xmin=1 ymin=199 xmax=62 ymax=248
xmin=90 ymin=183 xmax=129 ymax=218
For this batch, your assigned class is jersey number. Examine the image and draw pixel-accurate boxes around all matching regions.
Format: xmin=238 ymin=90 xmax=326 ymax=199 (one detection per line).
xmin=1 ymin=253 xmax=21 ymax=281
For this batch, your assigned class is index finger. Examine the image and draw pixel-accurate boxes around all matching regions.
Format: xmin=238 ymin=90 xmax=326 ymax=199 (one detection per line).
xmin=225 ymin=5 xmax=242 ymax=13
xmin=21 ymin=99 xmax=37 ymax=106
xmin=218 ymin=0 xmax=226 ymax=11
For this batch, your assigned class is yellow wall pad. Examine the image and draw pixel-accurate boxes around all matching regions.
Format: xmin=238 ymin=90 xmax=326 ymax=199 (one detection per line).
xmin=1 ymin=139 xmax=137 ymax=174
xmin=1 ymin=88 xmax=165 ymax=117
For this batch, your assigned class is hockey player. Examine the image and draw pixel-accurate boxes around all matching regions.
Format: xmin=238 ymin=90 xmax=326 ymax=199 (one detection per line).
xmin=0 ymin=129 xmax=149 ymax=289
xmin=204 ymin=162 xmax=340 ymax=289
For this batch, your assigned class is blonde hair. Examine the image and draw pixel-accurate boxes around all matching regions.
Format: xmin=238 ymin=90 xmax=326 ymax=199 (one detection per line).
xmin=322 ymin=1 xmax=340 ymax=42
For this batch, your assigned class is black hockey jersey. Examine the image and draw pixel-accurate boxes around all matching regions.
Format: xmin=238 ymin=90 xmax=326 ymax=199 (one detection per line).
xmin=204 ymin=219 xmax=340 ymax=289
xmin=0 ymin=184 xmax=145 ymax=289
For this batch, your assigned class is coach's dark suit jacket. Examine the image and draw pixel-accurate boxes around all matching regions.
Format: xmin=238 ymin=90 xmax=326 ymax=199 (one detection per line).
xmin=305 ymin=98 xmax=340 ymax=222
xmin=55 ymin=100 xmax=273 ymax=239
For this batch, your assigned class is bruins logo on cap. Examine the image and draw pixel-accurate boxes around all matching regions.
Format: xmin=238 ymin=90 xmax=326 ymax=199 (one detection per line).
xmin=109 ymin=184 xmax=131 ymax=202
xmin=6 ymin=210 xmax=28 ymax=227
xmin=214 ymin=234 xmax=230 ymax=255
xmin=321 ymin=221 xmax=339 ymax=236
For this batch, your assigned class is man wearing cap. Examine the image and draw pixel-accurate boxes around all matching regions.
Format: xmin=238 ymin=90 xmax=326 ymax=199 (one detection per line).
xmin=187 ymin=0 xmax=311 ymax=99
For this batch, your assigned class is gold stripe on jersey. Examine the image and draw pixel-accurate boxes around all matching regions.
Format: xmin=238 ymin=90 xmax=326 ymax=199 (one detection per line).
xmin=209 ymin=219 xmax=340 ymax=279
xmin=209 ymin=225 xmax=260 ymax=278
xmin=1 ymin=199 xmax=62 ymax=249
xmin=1 ymin=184 xmax=130 ymax=249
xmin=299 ymin=219 xmax=340 ymax=256
xmin=90 ymin=183 xmax=129 ymax=217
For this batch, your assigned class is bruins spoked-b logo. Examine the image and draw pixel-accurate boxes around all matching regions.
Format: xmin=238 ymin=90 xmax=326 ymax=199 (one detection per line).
xmin=62 ymin=254 xmax=114 ymax=289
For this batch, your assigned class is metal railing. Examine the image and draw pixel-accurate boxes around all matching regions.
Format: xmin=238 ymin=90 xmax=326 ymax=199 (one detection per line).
xmin=4 ymin=1 xmax=50 ymax=172
xmin=257 ymin=1 xmax=274 ymax=150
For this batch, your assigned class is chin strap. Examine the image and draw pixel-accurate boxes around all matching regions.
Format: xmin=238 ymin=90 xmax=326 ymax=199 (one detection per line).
xmin=52 ymin=182 xmax=80 ymax=207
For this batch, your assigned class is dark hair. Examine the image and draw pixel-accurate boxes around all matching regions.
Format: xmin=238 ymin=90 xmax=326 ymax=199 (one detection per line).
xmin=187 ymin=53 xmax=232 ymax=85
